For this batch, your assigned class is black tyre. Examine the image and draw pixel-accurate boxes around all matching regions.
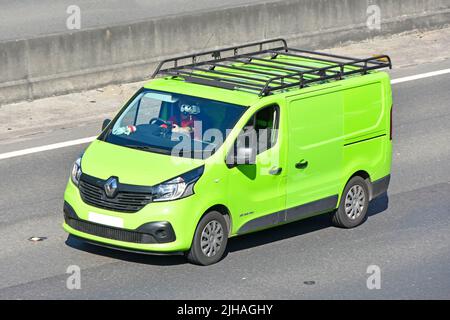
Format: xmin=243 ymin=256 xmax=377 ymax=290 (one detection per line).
xmin=186 ymin=211 xmax=228 ymax=266
xmin=332 ymin=176 xmax=370 ymax=228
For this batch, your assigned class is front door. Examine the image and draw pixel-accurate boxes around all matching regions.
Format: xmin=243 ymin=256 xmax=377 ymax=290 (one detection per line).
xmin=227 ymin=105 xmax=286 ymax=234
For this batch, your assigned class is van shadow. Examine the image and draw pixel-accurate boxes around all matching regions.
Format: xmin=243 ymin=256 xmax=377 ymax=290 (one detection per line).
xmin=367 ymin=192 xmax=389 ymax=217
xmin=65 ymin=236 xmax=186 ymax=266
xmin=65 ymin=193 xmax=389 ymax=265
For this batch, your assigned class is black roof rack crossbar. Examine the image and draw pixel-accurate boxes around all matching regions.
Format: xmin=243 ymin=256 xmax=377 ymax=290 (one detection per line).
xmin=226 ymin=57 xmax=313 ymax=75
xmin=239 ymin=53 xmax=328 ymax=71
xmin=228 ymin=56 xmax=343 ymax=79
xmin=209 ymin=62 xmax=291 ymax=77
xmin=163 ymin=70 xmax=267 ymax=90
xmin=268 ymin=49 xmax=362 ymax=68
xmin=164 ymin=73 xmax=262 ymax=93
xmin=151 ymin=38 xmax=392 ymax=96
xmin=160 ymin=70 xmax=269 ymax=93
xmin=182 ymin=66 xmax=287 ymax=86
xmin=230 ymin=56 xmax=343 ymax=79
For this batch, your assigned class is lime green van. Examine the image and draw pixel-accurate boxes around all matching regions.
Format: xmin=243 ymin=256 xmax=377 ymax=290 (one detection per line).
xmin=63 ymin=39 xmax=392 ymax=265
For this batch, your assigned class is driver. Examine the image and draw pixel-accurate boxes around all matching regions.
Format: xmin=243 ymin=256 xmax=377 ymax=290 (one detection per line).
xmin=163 ymin=104 xmax=201 ymax=136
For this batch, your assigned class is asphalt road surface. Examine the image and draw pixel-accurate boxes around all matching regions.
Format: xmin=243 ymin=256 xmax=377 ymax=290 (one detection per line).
xmin=0 ymin=60 xmax=450 ymax=299
xmin=0 ymin=0 xmax=284 ymax=41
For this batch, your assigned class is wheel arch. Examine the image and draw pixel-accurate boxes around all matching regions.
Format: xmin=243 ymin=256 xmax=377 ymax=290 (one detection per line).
xmin=202 ymin=204 xmax=232 ymax=236
xmin=344 ymin=170 xmax=374 ymax=201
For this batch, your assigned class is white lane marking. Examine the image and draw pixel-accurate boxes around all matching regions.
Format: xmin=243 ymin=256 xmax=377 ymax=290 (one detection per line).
xmin=1 ymin=68 xmax=450 ymax=161
xmin=391 ymin=68 xmax=450 ymax=84
xmin=0 ymin=136 xmax=96 ymax=160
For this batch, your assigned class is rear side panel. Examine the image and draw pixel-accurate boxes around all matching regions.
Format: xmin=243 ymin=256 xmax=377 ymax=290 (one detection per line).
xmin=283 ymin=71 xmax=392 ymax=219
xmin=341 ymin=72 xmax=392 ymax=193
xmin=343 ymin=82 xmax=386 ymax=143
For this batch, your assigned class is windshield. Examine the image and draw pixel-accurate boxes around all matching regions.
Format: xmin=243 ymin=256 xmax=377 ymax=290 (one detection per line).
xmin=102 ymin=89 xmax=247 ymax=159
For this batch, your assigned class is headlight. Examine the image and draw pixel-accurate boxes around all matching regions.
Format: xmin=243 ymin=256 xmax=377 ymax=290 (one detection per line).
xmin=71 ymin=157 xmax=82 ymax=186
xmin=152 ymin=166 xmax=204 ymax=202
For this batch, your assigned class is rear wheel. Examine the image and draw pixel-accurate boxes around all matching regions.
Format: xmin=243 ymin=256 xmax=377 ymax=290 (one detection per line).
xmin=332 ymin=176 xmax=370 ymax=228
xmin=186 ymin=211 xmax=228 ymax=266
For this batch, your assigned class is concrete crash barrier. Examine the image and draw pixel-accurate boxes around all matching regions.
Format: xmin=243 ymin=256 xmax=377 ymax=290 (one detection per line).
xmin=1 ymin=0 xmax=450 ymax=104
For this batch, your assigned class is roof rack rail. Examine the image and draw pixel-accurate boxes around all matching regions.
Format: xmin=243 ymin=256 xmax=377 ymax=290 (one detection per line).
xmin=151 ymin=39 xmax=392 ymax=96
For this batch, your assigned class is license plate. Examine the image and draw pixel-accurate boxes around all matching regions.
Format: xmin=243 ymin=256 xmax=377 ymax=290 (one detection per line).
xmin=88 ymin=212 xmax=124 ymax=228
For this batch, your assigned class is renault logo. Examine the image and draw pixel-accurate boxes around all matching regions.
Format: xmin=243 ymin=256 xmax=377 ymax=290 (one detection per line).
xmin=104 ymin=177 xmax=118 ymax=198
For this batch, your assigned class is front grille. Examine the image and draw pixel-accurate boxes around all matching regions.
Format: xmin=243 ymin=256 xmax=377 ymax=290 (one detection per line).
xmin=79 ymin=178 xmax=152 ymax=213
xmin=65 ymin=216 xmax=155 ymax=244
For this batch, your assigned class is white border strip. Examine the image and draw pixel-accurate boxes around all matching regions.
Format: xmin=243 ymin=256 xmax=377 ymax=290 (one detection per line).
xmin=0 ymin=136 xmax=96 ymax=160
xmin=1 ymin=68 xmax=450 ymax=161
xmin=391 ymin=68 xmax=450 ymax=84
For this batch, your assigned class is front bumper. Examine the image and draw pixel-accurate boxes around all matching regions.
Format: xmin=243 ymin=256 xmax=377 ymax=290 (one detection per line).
xmin=63 ymin=179 xmax=200 ymax=253
xmin=64 ymin=201 xmax=176 ymax=244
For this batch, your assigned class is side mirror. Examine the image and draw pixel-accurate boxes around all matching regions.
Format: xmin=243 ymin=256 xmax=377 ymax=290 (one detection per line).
xmin=102 ymin=119 xmax=111 ymax=131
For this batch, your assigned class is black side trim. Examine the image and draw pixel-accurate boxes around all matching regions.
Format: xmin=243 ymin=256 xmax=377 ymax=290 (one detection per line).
xmin=285 ymin=195 xmax=338 ymax=222
xmin=237 ymin=195 xmax=338 ymax=235
xmin=238 ymin=211 xmax=282 ymax=234
xmin=371 ymin=174 xmax=391 ymax=199
xmin=344 ymin=134 xmax=386 ymax=146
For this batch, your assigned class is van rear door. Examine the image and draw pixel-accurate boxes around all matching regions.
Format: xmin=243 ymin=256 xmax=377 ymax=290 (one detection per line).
xmin=285 ymin=90 xmax=344 ymax=220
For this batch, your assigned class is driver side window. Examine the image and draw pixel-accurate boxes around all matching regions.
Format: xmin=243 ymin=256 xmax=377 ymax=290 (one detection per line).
xmin=244 ymin=105 xmax=279 ymax=154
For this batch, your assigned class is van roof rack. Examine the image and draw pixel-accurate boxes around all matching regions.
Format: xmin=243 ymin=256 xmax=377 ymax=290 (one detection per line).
xmin=151 ymin=39 xmax=392 ymax=96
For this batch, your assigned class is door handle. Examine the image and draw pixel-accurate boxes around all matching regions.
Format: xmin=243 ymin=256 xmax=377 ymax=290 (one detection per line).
xmin=269 ymin=167 xmax=283 ymax=175
xmin=295 ymin=160 xmax=308 ymax=169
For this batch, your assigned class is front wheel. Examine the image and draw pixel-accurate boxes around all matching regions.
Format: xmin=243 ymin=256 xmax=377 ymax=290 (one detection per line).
xmin=186 ymin=211 xmax=228 ymax=266
xmin=332 ymin=176 xmax=370 ymax=228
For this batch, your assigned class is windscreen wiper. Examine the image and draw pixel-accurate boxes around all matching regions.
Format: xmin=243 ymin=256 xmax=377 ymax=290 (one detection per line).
xmin=124 ymin=144 xmax=171 ymax=155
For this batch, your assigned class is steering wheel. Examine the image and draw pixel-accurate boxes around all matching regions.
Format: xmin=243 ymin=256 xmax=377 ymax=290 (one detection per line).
xmin=149 ymin=117 xmax=171 ymax=127
xmin=149 ymin=117 xmax=174 ymax=137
